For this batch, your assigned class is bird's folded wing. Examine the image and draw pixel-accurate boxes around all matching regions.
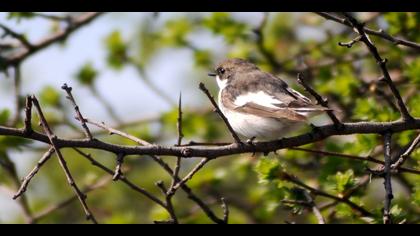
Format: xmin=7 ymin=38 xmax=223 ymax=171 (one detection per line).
xmin=234 ymin=102 xmax=308 ymax=122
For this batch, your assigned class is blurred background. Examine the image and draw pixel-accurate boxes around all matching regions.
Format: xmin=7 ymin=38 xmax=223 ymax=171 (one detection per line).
xmin=0 ymin=12 xmax=419 ymax=223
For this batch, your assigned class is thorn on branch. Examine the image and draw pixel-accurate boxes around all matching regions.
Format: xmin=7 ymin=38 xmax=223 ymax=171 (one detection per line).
xmin=61 ymin=83 xmax=93 ymax=140
xmin=112 ymin=153 xmax=125 ymax=181
xmin=338 ymin=35 xmax=362 ymax=48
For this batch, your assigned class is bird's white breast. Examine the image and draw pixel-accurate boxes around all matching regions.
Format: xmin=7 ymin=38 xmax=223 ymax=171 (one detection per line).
xmin=218 ymin=89 xmax=297 ymax=140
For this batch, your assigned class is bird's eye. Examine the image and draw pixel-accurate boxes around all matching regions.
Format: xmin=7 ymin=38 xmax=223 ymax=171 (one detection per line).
xmin=217 ymin=67 xmax=225 ymax=75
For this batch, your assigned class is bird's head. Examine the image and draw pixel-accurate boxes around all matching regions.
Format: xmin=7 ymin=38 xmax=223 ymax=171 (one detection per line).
xmin=208 ymin=58 xmax=258 ymax=89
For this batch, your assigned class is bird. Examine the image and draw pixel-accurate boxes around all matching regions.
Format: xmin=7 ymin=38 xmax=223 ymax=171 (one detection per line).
xmin=208 ymin=58 xmax=330 ymax=142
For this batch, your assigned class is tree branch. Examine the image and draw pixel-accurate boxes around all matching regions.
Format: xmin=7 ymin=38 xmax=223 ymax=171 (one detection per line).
xmin=61 ymin=83 xmax=93 ymax=140
xmin=391 ymin=133 xmax=420 ymax=170
xmin=2 ymin=118 xmax=419 ymax=159
xmin=199 ymin=82 xmax=242 ymax=143
xmin=315 ymin=12 xmax=420 ymax=50
xmin=382 ymin=132 xmax=393 ymax=224
xmin=13 ymin=147 xmax=55 ymax=200
xmin=0 ymin=23 xmax=33 ymax=49
xmin=31 ymin=96 xmax=98 ymax=224
xmin=279 ymin=171 xmax=372 ymax=216
xmin=341 ymin=13 xmax=413 ymax=121
xmin=5 ymin=12 xmax=104 ymax=66
xmin=297 ymin=73 xmax=342 ymax=128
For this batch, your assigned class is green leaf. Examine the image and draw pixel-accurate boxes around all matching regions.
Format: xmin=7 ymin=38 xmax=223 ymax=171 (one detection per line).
xmin=39 ymin=86 xmax=61 ymax=107
xmin=404 ymin=57 xmax=420 ymax=84
xmin=0 ymin=109 xmax=10 ymax=125
xmin=255 ymin=158 xmax=280 ymax=182
xmin=76 ymin=62 xmax=98 ymax=85
xmin=329 ymin=169 xmax=356 ymax=195
xmin=160 ymin=18 xmax=192 ymax=47
xmin=105 ymin=31 xmax=128 ymax=70
xmin=8 ymin=12 xmax=35 ymax=22
xmin=193 ymin=50 xmax=212 ymax=68
xmin=203 ymin=12 xmax=248 ymax=44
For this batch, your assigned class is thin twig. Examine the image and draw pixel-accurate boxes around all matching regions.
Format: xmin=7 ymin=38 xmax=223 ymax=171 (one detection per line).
xmin=0 ymin=23 xmax=33 ymax=49
xmin=5 ymin=12 xmax=104 ymax=66
xmin=199 ymin=82 xmax=242 ymax=143
xmin=341 ymin=13 xmax=413 ymax=121
xmin=155 ymin=181 xmax=178 ymax=224
xmin=391 ymin=133 xmax=420 ymax=170
xmin=13 ymin=148 xmax=55 ymax=200
xmin=23 ymin=95 xmax=32 ymax=134
xmin=32 ymin=13 xmax=72 ymax=22
xmin=2 ymin=119 xmax=420 ymax=162
xmin=112 ymin=153 xmax=125 ymax=181
xmin=221 ymin=197 xmax=229 ymax=224
xmin=315 ymin=12 xmax=420 ymax=50
xmin=61 ymin=83 xmax=93 ymax=140
xmin=73 ymin=148 xmax=166 ymax=208
xmin=1 ymin=153 xmax=34 ymax=223
xmin=83 ymin=117 xmax=226 ymax=223
xmin=279 ymin=171 xmax=372 ymax=216
xmin=297 ymin=73 xmax=342 ymax=128
xmin=31 ymin=96 xmax=98 ymax=224
xmin=33 ymin=175 xmax=111 ymax=221
xmin=383 ymin=132 xmax=393 ymax=224
xmin=302 ymin=190 xmax=326 ymax=224
xmin=168 ymin=93 xmax=184 ymax=196
xmin=172 ymin=158 xmax=209 ymax=191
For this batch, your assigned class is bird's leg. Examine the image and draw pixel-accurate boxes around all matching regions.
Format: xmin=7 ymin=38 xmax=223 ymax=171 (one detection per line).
xmin=245 ymin=137 xmax=258 ymax=156
xmin=246 ymin=136 xmax=256 ymax=145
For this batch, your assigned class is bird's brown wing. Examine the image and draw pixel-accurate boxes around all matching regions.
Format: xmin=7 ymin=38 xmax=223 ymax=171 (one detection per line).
xmin=234 ymin=102 xmax=308 ymax=122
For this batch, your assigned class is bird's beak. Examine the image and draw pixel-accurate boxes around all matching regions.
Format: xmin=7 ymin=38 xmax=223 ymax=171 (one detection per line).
xmin=208 ymin=72 xmax=217 ymax=77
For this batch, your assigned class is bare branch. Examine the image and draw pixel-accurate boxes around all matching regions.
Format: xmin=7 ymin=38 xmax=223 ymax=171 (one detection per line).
xmin=61 ymin=83 xmax=93 ymax=140
xmin=1 ymin=119 xmax=420 ymax=160
xmin=315 ymin=12 xmax=420 ymax=50
xmin=279 ymin=171 xmax=372 ymax=216
xmin=199 ymin=82 xmax=242 ymax=143
xmin=13 ymin=147 xmax=55 ymax=200
xmin=302 ymin=190 xmax=326 ymax=224
xmin=172 ymin=158 xmax=209 ymax=191
xmin=168 ymin=93 xmax=184 ymax=196
xmin=33 ymin=175 xmax=111 ymax=222
xmin=383 ymin=132 xmax=393 ymax=224
xmin=297 ymin=73 xmax=342 ymax=128
xmin=6 ymin=12 xmax=104 ymax=66
xmin=0 ymin=23 xmax=33 ymax=49
xmin=221 ymin=197 xmax=229 ymax=224
xmin=391 ymin=133 xmax=420 ymax=170
xmin=23 ymin=95 xmax=32 ymax=134
xmin=289 ymin=147 xmax=420 ymax=175
xmin=341 ymin=13 xmax=413 ymax=121
xmin=112 ymin=153 xmax=125 ymax=181
xmin=31 ymin=96 xmax=98 ymax=224
xmin=73 ymin=148 xmax=166 ymax=208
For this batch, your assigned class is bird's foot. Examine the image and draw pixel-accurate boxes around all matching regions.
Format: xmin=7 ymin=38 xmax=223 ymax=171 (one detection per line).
xmin=246 ymin=136 xmax=256 ymax=145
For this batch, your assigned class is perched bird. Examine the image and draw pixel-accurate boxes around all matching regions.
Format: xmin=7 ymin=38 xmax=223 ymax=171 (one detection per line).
xmin=208 ymin=58 xmax=330 ymax=141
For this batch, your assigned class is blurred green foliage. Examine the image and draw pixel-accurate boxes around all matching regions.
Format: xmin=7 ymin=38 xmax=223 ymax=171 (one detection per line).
xmin=0 ymin=12 xmax=419 ymax=224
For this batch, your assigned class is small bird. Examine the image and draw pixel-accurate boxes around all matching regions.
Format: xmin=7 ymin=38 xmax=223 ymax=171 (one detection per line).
xmin=208 ymin=58 xmax=329 ymax=141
